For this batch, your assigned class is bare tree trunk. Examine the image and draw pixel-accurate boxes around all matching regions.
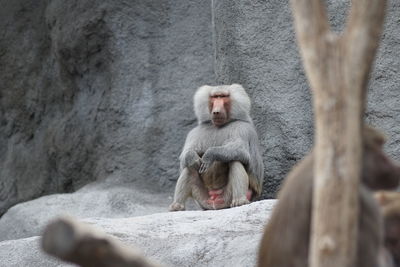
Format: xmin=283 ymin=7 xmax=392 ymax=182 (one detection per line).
xmin=289 ymin=0 xmax=387 ymax=267
xmin=42 ymin=216 xmax=161 ymax=267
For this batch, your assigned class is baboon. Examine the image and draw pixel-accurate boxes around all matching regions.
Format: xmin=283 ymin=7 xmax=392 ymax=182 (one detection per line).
xmin=258 ymin=127 xmax=400 ymax=267
xmin=169 ymin=84 xmax=264 ymax=211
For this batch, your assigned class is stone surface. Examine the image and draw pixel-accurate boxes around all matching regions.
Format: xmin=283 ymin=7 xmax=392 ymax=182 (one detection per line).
xmin=1 ymin=0 xmax=399 ymax=250
xmin=0 ymin=200 xmax=276 ymax=267
xmin=366 ymin=1 xmax=400 ymax=160
xmin=0 ymin=237 xmax=67 ymax=267
xmin=1 ymin=0 xmax=399 ymax=266
xmin=213 ymin=0 xmax=313 ymax=197
xmin=0 ymin=178 xmax=163 ymax=241
xmin=0 ymin=175 xmax=200 ymax=242
xmin=0 ymin=0 xmax=214 ymax=215
xmin=213 ymin=0 xmax=400 ymax=197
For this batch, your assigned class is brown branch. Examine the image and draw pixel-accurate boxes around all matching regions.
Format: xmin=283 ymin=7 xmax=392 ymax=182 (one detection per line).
xmin=343 ymin=0 xmax=387 ymax=99
xmin=290 ymin=0 xmax=331 ymax=91
xmin=290 ymin=0 xmax=387 ymax=267
xmin=42 ymin=216 xmax=161 ymax=267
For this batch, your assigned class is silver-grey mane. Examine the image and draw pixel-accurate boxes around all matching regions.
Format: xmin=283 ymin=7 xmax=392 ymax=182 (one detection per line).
xmin=193 ymin=84 xmax=252 ymax=124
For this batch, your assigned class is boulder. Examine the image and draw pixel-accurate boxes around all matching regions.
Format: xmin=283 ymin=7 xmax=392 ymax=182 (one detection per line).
xmin=0 ymin=175 xmax=201 ymax=242
xmin=0 ymin=200 xmax=276 ymax=267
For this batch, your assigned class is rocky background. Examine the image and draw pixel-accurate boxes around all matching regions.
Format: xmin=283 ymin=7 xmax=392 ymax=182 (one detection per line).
xmin=0 ymin=0 xmax=399 ymax=266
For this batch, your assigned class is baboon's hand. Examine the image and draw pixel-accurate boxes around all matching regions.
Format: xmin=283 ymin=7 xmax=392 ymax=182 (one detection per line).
xmin=183 ymin=151 xmax=201 ymax=170
xmin=199 ymin=160 xmax=211 ymax=174
xmin=199 ymin=150 xmax=214 ymax=173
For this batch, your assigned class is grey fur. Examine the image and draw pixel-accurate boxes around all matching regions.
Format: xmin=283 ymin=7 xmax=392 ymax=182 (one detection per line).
xmin=180 ymin=120 xmax=263 ymax=184
xmin=170 ymin=84 xmax=264 ymax=211
xmin=194 ymin=84 xmax=252 ymax=124
xmin=183 ymin=84 xmax=263 ymax=185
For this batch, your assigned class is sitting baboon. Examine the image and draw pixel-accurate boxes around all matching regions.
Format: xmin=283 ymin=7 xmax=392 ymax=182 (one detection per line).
xmin=169 ymin=84 xmax=264 ymax=211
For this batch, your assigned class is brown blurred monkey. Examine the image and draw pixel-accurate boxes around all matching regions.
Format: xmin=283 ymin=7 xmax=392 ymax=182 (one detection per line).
xmin=258 ymin=127 xmax=400 ymax=267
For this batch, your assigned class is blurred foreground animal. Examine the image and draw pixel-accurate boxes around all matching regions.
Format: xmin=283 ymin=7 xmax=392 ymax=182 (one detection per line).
xmin=375 ymin=191 xmax=400 ymax=267
xmin=258 ymin=126 xmax=400 ymax=267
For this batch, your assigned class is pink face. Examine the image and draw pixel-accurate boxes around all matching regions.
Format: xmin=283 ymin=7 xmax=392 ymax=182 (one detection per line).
xmin=208 ymin=92 xmax=231 ymax=127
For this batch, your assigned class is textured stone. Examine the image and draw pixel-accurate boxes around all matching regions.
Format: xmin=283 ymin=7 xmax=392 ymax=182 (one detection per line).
xmin=213 ymin=0 xmax=314 ymax=197
xmin=0 ymin=0 xmax=214 ymax=215
xmin=0 ymin=176 xmax=201 ymax=242
xmin=213 ymin=0 xmax=400 ymax=197
xmin=0 ymin=200 xmax=276 ymax=267
xmin=1 ymin=0 xmax=400 ymax=249
xmin=1 ymin=0 xmax=400 ymax=265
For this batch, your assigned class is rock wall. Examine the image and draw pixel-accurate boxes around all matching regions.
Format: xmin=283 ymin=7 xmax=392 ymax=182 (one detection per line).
xmin=0 ymin=1 xmax=400 ymax=266
xmin=213 ymin=0 xmax=314 ymax=196
xmin=1 ymin=0 xmax=400 ymax=214
xmin=213 ymin=0 xmax=400 ymax=196
xmin=0 ymin=0 xmax=214 ymax=215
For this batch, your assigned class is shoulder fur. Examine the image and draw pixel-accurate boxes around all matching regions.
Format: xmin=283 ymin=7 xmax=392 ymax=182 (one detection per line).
xmin=193 ymin=84 xmax=251 ymax=124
